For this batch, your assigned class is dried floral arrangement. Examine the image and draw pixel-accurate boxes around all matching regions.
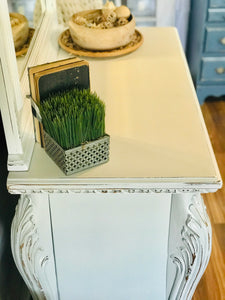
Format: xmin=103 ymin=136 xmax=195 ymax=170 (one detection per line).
xmin=39 ymin=88 xmax=105 ymax=150
xmin=72 ymin=1 xmax=131 ymax=29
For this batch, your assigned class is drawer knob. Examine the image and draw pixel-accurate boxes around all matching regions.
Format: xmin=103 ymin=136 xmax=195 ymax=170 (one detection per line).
xmin=220 ymin=37 xmax=225 ymax=45
xmin=215 ymin=67 xmax=225 ymax=74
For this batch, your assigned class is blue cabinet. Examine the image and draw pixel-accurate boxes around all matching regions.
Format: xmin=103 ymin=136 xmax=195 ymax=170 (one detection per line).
xmin=187 ymin=0 xmax=225 ymax=104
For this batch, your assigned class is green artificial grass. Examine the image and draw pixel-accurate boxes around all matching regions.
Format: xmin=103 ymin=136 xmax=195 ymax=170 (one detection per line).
xmin=39 ymin=88 xmax=105 ymax=150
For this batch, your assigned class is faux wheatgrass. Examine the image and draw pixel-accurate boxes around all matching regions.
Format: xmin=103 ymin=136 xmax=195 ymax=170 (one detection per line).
xmin=40 ymin=88 xmax=105 ymax=150
xmin=39 ymin=88 xmax=109 ymax=175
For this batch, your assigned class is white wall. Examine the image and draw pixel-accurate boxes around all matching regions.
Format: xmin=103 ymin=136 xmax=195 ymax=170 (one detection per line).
xmin=175 ymin=0 xmax=191 ymax=50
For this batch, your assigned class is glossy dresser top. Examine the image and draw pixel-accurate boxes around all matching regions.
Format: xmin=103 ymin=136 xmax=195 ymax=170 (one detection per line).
xmin=8 ymin=28 xmax=222 ymax=193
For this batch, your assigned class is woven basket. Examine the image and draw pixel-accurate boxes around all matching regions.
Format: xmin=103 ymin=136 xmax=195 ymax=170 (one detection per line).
xmin=43 ymin=131 xmax=110 ymax=175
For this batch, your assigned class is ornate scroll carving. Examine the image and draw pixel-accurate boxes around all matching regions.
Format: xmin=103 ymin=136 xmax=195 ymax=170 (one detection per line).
xmin=11 ymin=195 xmax=54 ymax=300
xmin=8 ymin=186 xmax=218 ymax=195
xmin=168 ymin=194 xmax=211 ymax=300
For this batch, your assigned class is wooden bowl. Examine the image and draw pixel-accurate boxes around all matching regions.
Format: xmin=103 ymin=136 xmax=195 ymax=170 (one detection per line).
xmin=10 ymin=13 xmax=29 ymax=50
xmin=68 ymin=9 xmax=135 ymax=51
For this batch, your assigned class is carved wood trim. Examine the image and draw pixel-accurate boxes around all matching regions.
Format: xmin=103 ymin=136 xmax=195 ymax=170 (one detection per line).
xmin=168 ymin=194 xmax=211 ymax=300
xmin=11 ymin=195 xmax=55 ymax=300
xmin=8 ymin=186 xmax=219 ymax=195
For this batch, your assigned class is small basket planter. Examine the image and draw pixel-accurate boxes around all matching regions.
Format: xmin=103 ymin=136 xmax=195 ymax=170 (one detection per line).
xmin=44 ymin=131 xmax=110 ymax=175
xmin=37 ymin=87 xmax=110 ymax=175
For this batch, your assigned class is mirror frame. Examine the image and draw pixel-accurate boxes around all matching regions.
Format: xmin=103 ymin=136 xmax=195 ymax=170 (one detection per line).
xmin=0 ymin=0 xmax=56 ymax=171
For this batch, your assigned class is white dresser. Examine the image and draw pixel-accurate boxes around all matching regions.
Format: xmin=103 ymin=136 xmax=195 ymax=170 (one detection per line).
xmin=5 ymin=27 xmax=222 ymax=300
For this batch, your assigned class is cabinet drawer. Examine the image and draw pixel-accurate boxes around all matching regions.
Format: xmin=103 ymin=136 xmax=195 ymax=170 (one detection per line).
xmin=208 ymin=8 xmax=225 ymax=21
xmin=201 ymin=58 xmax=225 ymax=81
xmin=205 ymin=27 xmax=225 ymax=52
xmin=210 ymin=0 xmax=225 ymax=8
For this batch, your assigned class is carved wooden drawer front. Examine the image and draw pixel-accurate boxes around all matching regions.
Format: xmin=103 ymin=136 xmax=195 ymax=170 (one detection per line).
xmin=205 ymin=27 xmax=225 ymax=52
xmin=208 ymin=9 xmax=225 ymax=21
xmin=201 ymin=58 xmax=225 ymax=81
xmin=187 ymin=0 xmax=225 ymax=103
xmin=210 ymin=0 xmax=225 ymax=8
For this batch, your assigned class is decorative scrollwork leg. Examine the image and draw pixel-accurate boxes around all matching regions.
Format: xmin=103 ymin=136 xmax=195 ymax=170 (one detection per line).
xmin=11 ymin=194 xmax=58 ymax=300
xmin=167 ymin=193 xmax=211 ymax=300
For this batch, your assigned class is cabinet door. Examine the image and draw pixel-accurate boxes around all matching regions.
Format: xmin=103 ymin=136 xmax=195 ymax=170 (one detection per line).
xmin=49 ymin=193 xmax=171 ymax=300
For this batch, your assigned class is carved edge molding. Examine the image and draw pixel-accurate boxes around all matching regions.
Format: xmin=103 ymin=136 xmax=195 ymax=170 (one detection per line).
xmin=8 ymin=186 xmax=218 ymax=195
xmin=11 ymin=195 xmax=54 ymax=300
xmin=168 ymin=194 xmax=211 ymax=300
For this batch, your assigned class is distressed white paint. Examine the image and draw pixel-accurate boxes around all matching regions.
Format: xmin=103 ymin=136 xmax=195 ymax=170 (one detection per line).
xmin=3 ymin=8 xmax=221 ymax=300
xmin=10 ymin=190 xmax=214 ymax=299
xmin=0 ymin=1 xmax=24 ymax=154
xmin=0 ymin=0 xmax=35 ymax=170
xmin=167 ymin=193 xmax=212 ymax=300
xmin=11 ymin=194 xmax=58 ymax=300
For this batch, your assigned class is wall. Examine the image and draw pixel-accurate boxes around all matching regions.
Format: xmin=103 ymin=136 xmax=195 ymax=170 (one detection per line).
xmin=175 ymin=0 xmax=191 ymax=50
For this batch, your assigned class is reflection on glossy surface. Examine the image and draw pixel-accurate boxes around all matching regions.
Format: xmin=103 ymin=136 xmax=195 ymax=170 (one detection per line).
xmin=10 ymin=12 xmax=29 ymax=50
xmin=7 ymin=0 xmax=36 ymax=27
xmin=7 ymin=0 xmax=45 ymax=74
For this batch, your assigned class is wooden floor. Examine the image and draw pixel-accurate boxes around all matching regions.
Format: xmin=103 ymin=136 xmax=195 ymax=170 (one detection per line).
xmin=193 ymin=98 xmax=225 ymax=300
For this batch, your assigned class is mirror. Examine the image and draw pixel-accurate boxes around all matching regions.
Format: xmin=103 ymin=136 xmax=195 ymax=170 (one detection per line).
xmin=7 ymin=0 xmax=46 ymax=76
xmin=0 ymin=0 xmax=48 ymax=171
